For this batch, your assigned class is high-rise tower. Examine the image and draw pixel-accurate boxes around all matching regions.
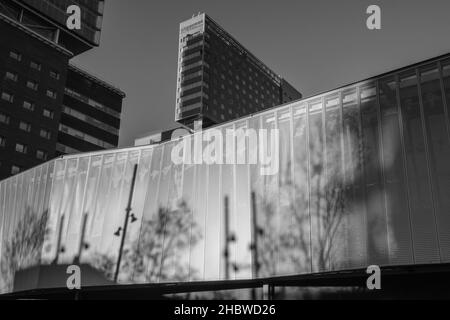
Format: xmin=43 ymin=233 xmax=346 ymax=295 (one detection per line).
xmin=175 ymin=13 xmax=302 ymax=130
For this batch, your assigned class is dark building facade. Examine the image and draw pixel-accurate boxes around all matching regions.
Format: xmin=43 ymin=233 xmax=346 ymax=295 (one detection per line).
xmin=3 ymin=0 xmax=104 ymax=54
xmin=0 ymin=7 xmax=70 ymax=179
xmin=0 ymin=0 xmax=123 ymax=180
xmin=58 ymin=65 xmax=124 ymax=155
xmin=175 ymin=13 xmax=302 ymax=129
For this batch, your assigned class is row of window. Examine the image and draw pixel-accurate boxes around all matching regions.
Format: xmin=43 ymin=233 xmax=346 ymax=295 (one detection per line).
xmin=181 ymin=60 xmax=208 ymax=74
xmin=64 ymin=88 xmax=121 ymax=119
xmin=212 ymin=70 xmax=278 ymax=98
xmin=9 ymin=50 xmax=60 ymax=80
xmin=181 ymin=70 xmax=203 ymax=83
xmin=182 ymin=51 xmax=202 ymax=64
xmin=0 ymin=136 xmax=48 ymax=160
xmin=183 ymin=38 xmax=206 ymax=50
xmin=62 ymin=105 xmax=119 ymax=135
xmin=4 ymin=72 xmax=58 ymax=98
xmin=56 ymin=143 xmax=80 ymax=154
xmin=179 ymin=80 xmax=209 ymax=93
xmin=0 ymin=114 xmax=52 ymax=139
xmin=0 ymin=93 xmax=55 ymax=118
xmin=179 ymin=70 xmax=278 ymax=109
xmin=59 ymin=124 xmax=115 ymax=149
xmin=205 ymin=30 xmax=279 ymax=83
xmin=180 ymin=90 xmax=208 ymax=102
xmin=2 ymin=120 xmax=51 ymax=140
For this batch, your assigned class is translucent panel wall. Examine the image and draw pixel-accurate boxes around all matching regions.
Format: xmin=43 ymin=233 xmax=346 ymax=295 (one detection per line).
xmin=0 ymin=161 xmax=54 ymax=293
xmin=2 ymin=55 xmax=450 ymax=294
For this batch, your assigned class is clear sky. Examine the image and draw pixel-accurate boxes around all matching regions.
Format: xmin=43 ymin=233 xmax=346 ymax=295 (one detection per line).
xmin=72 ymin=0 xmax=450 ymax=147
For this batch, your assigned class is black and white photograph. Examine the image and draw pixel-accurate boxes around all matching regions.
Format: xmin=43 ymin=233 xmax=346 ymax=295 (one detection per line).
xmin=0 ymin=0 xmax=450 ymax=311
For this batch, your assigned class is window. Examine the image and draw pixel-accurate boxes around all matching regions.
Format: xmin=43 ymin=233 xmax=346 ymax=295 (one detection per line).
xmin=0 ymin=136 xmax=5 ymax=147
xmin=5 ymin=71 xmax=18 ymax=82
xmin=11 ymin=165 xmax=20 ymax=175
xmin=46 ymin=89 xmax=57 ymax=99
xmin=40 ymin=128 xmax=51 ymax=139
xmin=0 ymin=113 xmax=10 ymax=125
xmin=36 ymin=149 xmax=48 ymax=160
xmin=9 ymin=51 xmax=21 ymax=61
xmin=30 ymin=61 xmax=41 ymax=71
xmin=1 ymin=92 xmax=14 ymax=103
xmin=15 ymin=143 xmax=27 ymax=154
xmin=42 ymin=108 xmax=54 ymax=119
xmin=26 ymin=80 xmax=38 ymax=91
xmin=49 ymin=70 xmax=60 ymax=80
xmin=59 ymin=124 xmax=115 ymax=148
xmin=19 ymin=121 xmax=31 ymax=132
xmin=23 ymin=100 xmax=35 ymax=111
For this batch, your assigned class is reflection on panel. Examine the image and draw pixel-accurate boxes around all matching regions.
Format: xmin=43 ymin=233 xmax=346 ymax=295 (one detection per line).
xmin=419 ymin=64 xmax=450 ymax=262
xmin=379 ymin=76 xmax=413 ymax=265
xmin=399 ymin=71 xmax=440 ymax=263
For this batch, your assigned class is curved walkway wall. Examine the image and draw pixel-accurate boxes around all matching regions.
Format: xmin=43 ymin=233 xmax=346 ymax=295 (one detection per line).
xmin=2 ymin=54 xmax=450 ymax=294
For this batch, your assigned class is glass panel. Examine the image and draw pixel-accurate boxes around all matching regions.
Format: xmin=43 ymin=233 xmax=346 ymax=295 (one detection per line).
xmin=234 ymin=121 xmax=251 ymax=279
xmin=15 ymin=171 xmax=27 ymax=232
xmin=89 ymin=154 xmax=115 ymax=278
xmin=57 ymin=159 xmax=79 ymax=264
xmin=277 ymin=108 xmax=295 ymax=275
xmin=324 ymin=93 xmax=347 ymax=270
xmin=116 ymin=151 xmax=140 ymax=283
xmin=378 ymin=76 xmax=413 ymax=265
xmin=128 ymin=149 xmax=152 ymax=282
xmin=41 ymin=159 xmax=66 ymax=264
xmin=256 ymin=114 xmax=279 ymax=276
xmin=179 ymin=157 xmax=196 ymax=282
xmin=31 ymin=166 xmax=42 ymax=214
xmin=360 ymin=83 xmax=389 ymax=265
xmin=0 ymin=183 xmax=5 ymax=293
xmin=204 ymin=144 xmax=222 ymax=281
xmin=1 ymin=179 xmax=16 ymax=292
xmin=248 ymin=115 xmax=263 ymax=279
xmin=62 ymin=157 xmax=89 ymax=264
xmin=420 ymin=64 xmax=450 ymax=261
xmin=291 ymin=103 xmax=311 ymax=274
xmin=158 ymin=142 xmax=186 ymax=283
xmin=99 ymin=152 xmax=128 ymax=280
xmin=221 ymin=125 xmax=237 ymax=279
xmin=399 ymin=70 xmax=440 ymax=263
xmin=138 ymin=146 xmax=163 ymax=283
xmin=307 ymin=99 xmax=328 ymax=272
xmin=342 ymin=88 xmax=366 ymax=268
xmin=442 ymin=58 xmax=450 ymax=130
xmin=81 ymin=155 xmax=102 ymax=265
xmin=42 ymin=161 xmax=54 ymax=221
xmin=0 ymin=180 xmax=12 ymax=293
xmin=190 ymin=134 xmax=207 ymax=281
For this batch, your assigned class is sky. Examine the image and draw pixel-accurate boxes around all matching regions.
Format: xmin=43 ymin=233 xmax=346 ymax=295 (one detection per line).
xmin=72 ymin=0 xmax=450 ymax=147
